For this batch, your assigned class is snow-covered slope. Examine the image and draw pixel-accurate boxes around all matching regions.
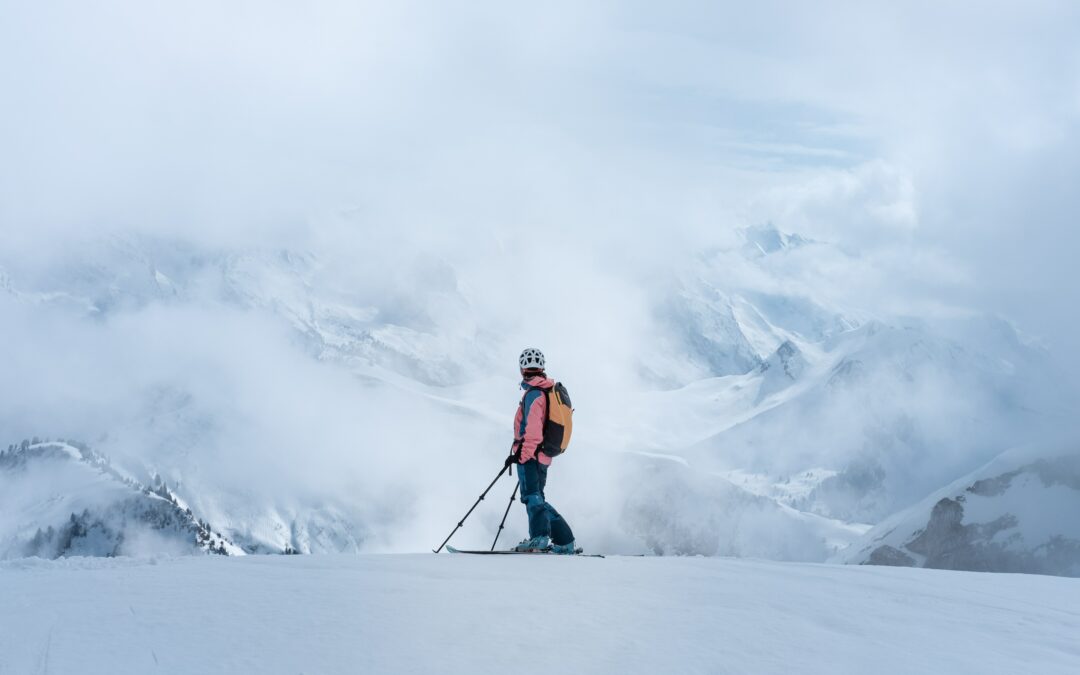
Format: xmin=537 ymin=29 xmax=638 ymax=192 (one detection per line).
xmin=836 ymin=447 xmax=1080 ymax=577
xmin=622 ymin=226 xmax=1061 ymax=530
xmin=659 ymin=321 xmax=1049 ymax=517
xmin=0 ymin=441 xmax=240 ymax=558
xmin=1 ymin=554 xmax=1077 ymax=675
xmin=620 ymin=456 xmax=867 ymax=560
xmin=601 ymin=313 xmax=1054 ymax=528
xmin=0 ymin=226 xmax=1070 ymax=568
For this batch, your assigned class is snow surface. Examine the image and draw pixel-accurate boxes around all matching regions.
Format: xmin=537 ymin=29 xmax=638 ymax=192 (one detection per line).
xmin=0 ymin=554 xmax=1077 ymax=674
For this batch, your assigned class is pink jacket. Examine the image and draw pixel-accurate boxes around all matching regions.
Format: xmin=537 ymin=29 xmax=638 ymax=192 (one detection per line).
xmin=513 ymin=375 xmax=554 ymax=465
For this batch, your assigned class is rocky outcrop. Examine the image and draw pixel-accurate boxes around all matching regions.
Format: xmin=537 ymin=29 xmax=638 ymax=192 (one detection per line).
xmin=841 ymin=452 xmax=1080 ymax=577
xmin=757 ymin=340 xmax=808 ymax=400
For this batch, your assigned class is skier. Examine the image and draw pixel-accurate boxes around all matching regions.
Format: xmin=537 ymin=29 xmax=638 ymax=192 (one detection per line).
xmin=505 ymin=348 xmax=577 ymax=554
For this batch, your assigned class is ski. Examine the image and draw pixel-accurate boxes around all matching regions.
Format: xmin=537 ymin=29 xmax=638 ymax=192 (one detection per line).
xmin=445 ymin=545 xmax=604 ymax=558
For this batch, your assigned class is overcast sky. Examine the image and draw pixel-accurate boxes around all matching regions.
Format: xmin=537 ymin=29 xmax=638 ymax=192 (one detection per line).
xmin=2 ymin=0 xmax=1079 ymax=375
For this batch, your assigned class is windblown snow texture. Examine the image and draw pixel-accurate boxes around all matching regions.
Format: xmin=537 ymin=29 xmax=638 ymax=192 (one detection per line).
xmin=0 ymin=554 xmax=1077 ymax=675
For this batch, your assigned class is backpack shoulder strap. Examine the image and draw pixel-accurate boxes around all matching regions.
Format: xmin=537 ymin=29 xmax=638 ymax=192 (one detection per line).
xmin=524 ymin=384 xmax=553 ymax=424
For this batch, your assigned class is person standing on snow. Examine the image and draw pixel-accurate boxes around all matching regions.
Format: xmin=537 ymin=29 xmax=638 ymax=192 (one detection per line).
xmin=504 ymin=348 xmax=577 ymax=554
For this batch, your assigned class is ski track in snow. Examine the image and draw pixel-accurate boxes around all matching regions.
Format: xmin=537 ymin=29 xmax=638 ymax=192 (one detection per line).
xmin=36 ymin=625 xmax=53 ymax=675
xmin=0 ymin=554 xmax=1078 ymax=675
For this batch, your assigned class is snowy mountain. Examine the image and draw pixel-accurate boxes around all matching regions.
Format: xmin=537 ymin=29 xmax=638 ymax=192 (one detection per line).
xmin=621 ymin=456 xmax=867 ymax=560
xmin=0 ymin=225 xmax=1071 ymax=570
xmin=658 ymin=312 xmax=1056 ymax=524
xmin=0 ymin=441 xmax=239 ymax=558
xmin=1 ymin=237 xmax=495 ymax=386
xmin=606 ymin=237 xmax=1058 ymax=532
xmin=741 ymin=222 xmax=814 ymax=257
xmin=836 ymin=447 xmax=1080 ymax=577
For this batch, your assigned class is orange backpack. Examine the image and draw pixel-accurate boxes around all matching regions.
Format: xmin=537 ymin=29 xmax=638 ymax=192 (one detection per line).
xmin=528 ymin=382 xmax=574 ymax=457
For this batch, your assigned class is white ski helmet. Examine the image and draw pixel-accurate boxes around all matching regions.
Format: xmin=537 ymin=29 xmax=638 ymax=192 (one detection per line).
xmin=519 ymin=347 xmax=545 ymax=371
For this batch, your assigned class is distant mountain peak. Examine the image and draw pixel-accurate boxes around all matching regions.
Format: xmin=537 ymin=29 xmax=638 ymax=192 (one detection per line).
xmin=740 ymin=223 xmax=813 ymax=257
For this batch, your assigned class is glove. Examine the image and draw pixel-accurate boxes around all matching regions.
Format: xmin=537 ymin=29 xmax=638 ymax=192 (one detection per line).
xmin=503 ymin=453 xmax=519 ymax=469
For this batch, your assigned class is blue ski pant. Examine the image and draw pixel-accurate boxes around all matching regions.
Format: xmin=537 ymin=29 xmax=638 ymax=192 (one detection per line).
xmin=516 ymin=459 xmax=574 ymax=546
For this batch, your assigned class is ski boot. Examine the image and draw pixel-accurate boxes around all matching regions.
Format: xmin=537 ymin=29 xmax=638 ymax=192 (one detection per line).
xmin=513 ymin=535 xmax=551 ymax=552
xmin=549 ymin=540 xmax=577 ymax=555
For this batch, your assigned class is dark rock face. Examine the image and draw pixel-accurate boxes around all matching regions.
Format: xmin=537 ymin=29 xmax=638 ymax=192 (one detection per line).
xmin=866 ymin=545 xmax=915 ymax=567
xmin=852 ymin=453 xmax=1080 ymax=577
xmin=967 ymin=470 xmax=1021 ymax=497
xmin=1031 ymin=456 xmax=1080 ymax=491
xmin=905 ymin=498 xmax=1021 ymax=572
xmin=906 ymin=498 xmax=966 ymax=557
xmin=759 ymin=340 xmax=805 ymax=381
xmin=772 ymin=341 xmax=803 ymax=379
xmin=862 ymin=490 xmax=1079 ymax=576
xmin=827 ymin=358 xmax=866 ymax=388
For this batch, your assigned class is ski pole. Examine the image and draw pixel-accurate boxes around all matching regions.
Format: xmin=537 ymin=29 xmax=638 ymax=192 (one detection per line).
xmin=432 ymin=465 xmax=507 ymax=553
xmin=490 ymin=481 xmax=520 ymax=551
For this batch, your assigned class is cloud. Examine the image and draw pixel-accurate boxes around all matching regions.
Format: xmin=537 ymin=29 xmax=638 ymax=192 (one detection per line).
xmin=1 ymin=2 xmax=1078 ymax=553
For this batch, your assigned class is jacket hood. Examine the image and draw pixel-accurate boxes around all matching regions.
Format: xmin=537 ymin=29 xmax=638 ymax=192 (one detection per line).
xmin=521 ymin=375 xmax=555 ymax=389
